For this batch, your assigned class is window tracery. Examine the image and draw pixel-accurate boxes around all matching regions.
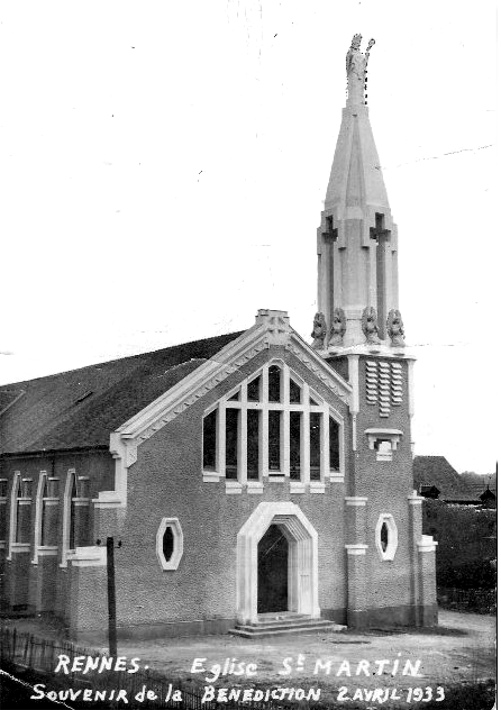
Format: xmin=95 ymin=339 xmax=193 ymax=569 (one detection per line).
xmin=202 ymin=361 xmax=343 ymax=491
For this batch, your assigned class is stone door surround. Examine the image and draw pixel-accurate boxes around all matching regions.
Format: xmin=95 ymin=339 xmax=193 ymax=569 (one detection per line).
xmin=236 ymin=501 xmax=320 ymax=624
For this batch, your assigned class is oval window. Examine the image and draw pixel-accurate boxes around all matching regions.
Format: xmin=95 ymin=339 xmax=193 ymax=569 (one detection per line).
xmin=163 ymin=526 xmax=174 ymax=562
xmin=375 ymin=514 xmax=398 ymax=561
xmin=156 ymin=518 xmax=183 ymax=571
xmin=380 ymin=522 xmax=389 ymax=552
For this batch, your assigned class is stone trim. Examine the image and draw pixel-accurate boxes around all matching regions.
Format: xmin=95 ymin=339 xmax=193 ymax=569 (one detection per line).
xmin=61 ymin=469 xmax=76 ymax=568
xmin=365 ymin=428 xmax=402 ymax=461
xmin=418 ymin=535 xmax=438 ymax=553
xmin=345 ymin=496 xmax=368 ymax=506
xmin=10 ymin=542 xmax=31 ymax=553
xmin=246 ymin=481 xmax=263 ymax=494
xmin=375 ymin=513 xmax=398 ymax=561
xmin=408 ymin=490 xmax=424 ymax=506
xmin=236 ymin=502 xmax=320 ymax=625
xmin=345 ymin=544 xmax=368 ymax=555
xmin=202 ymin=471 xmax=220 ymax=483
xmin=156 ymin=518 xmax=183 ymax=571
xmin=68 ymin=545 xmax=106 ymax=568
xmin=36 ymin=546 xmax=58 ymax=557
xmin=32 ymin=472 xmax=47 ymax=564
xmin=225 ymin=481 xmax=243 ymax=495
xmin=309 ymin=482 xmax=326 ymax=494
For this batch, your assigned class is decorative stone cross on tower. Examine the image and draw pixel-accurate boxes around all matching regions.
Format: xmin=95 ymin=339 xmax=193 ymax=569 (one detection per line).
xmin=321 ymin=215 xmax=338 ymax=242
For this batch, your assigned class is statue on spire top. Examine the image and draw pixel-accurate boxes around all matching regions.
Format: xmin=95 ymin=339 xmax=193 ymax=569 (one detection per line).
xmin=346 ymin=34 xmax=375 ymax=106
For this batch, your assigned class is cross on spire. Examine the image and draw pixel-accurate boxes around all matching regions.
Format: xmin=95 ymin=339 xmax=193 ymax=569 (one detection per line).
xmin=322 ymin=214 xmax=338 ymax=241
xmin=370 ymin=213 xmax=392 ymax=335
xmin=370 ymin=212 xmax=390 ymax=244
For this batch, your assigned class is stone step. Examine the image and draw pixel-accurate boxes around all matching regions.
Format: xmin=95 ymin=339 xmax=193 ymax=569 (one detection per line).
xmin=235 ymin=618 xmax=334 ymax=632
xmin=229 ymin=619 xmax=346 ymax=639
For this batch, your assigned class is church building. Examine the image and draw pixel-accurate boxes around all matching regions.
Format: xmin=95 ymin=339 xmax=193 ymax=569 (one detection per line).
xmin=0 ymin=36 xmax=437 ymax=642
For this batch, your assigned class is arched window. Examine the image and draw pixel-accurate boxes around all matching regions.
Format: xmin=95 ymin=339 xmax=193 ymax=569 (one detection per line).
xmin=202 ymin=361 xmax=344 ymax=490
xmin=7 ymin=472 xmax=33 ymax=560
xmin=7 ymin=472 xmax=20 ymax=560
xmin=61 ymin=470 xmax=90 ymax=566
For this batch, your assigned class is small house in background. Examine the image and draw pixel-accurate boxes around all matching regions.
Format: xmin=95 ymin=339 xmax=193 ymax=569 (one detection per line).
xmin=479 ymin=487 xmax=496 ymax=509
xmin=413 ymin=456 xmax=497 ymax=507
xmin=419 ymin=485 xmax=441 ymax=500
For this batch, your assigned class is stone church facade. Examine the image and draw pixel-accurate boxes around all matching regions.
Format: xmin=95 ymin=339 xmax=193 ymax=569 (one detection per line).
xmin=0 ymin=36 xmax=437 ymax=642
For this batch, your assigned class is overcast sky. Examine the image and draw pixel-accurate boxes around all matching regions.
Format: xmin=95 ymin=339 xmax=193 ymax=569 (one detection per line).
xmin=0 ymin=1 xmax=497 ymax=475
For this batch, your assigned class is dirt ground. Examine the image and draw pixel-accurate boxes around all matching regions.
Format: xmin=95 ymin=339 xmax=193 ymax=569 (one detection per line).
xmin=3 ymin=611 xmax=496 ymax=707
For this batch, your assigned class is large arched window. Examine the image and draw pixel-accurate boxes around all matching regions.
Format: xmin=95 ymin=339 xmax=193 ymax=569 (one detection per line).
xmin=202 ymin=361 xmax=344 ymax=491
xmin=7 ymin=472 xmax=32 ymax=560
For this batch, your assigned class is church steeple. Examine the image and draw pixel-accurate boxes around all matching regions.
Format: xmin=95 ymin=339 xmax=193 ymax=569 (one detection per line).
xmin=316 ymin=35 xmax=403 ymax=350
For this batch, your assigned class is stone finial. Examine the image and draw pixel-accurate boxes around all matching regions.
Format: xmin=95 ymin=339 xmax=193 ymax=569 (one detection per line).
xmin=255 ymin=309 xmax=291 ymax=346
xmin=328 ymin=308 xmax=347 ymax=347
xmin=386 ymin=309 xmax=405 ymax=347
xmin=311 ymin=312 xmax=327 ymax=349
xmin=362 ymin=306 xmax=381 ymax=345
xmin=346 ymin=34 xmax=375 ymax=106
xmin=255 ymin=309 xmax=290 ymax=326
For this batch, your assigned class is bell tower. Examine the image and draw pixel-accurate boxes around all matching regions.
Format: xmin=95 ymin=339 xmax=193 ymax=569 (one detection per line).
xmin=316 ymin=34 xmax=401 ymax=348
xmin=311 ymin=35 xmax=438 ymax=629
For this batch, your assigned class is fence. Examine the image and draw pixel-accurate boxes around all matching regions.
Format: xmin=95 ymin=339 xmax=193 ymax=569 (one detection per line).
xmin=0 ymin=626 xmax=315 ymax=710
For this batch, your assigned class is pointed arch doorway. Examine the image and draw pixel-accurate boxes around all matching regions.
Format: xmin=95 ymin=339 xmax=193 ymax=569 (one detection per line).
xmin=236 ymin=502 xmax=320 ymax=625
xmin=258 ymin=524 xmax=288 ymax=613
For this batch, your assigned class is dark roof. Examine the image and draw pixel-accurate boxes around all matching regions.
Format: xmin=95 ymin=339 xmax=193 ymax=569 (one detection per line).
xmin=413 ymin=455 xmax=497 ymax=504
xmin=0 ymin=389 xmax=25 ymax=415
xmin=0 ymin=331 xmax=243 ymax=455
xmin=413 ymin=455 xmax=472 ymax=500
xmin=480 ymin=488 xmax=496 ymax=501
xmin=460 ymin=471 xmax=497 ymax=492
xmin=419 ymin=485 xmax=441 ymax=499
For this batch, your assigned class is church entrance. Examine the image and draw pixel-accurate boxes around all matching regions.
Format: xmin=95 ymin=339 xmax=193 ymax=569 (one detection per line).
xmin=257 ymin=524 xmax=288 ymax=614
xmin=236 ymin=502 xmax=320 ymax=625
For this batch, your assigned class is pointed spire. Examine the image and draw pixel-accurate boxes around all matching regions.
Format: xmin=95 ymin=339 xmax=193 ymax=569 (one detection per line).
xmin=317 ymin=36 xmax=401 ymax=349
xmin=325 ymin=34 xmax=389 ymax=215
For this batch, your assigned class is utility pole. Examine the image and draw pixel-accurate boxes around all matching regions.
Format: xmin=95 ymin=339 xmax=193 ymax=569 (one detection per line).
xmin=106 ymin=536 xmax=117 ymax=656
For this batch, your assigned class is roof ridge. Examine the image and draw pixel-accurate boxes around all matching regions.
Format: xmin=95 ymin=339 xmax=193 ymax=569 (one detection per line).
xmin=0 ymin=331 xmax=244 ymax=390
